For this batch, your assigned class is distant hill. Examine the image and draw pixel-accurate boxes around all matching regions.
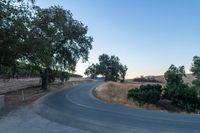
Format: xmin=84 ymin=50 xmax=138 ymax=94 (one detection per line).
xmin=148 ymin=74 xmax=195 ymax=85
xmin=131 ymin=74 xmax=195 ymax=85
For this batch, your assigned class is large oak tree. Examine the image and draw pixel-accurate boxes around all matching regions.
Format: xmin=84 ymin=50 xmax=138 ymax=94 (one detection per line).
xmin=0 ymin=1 xmax=93 ymax=90
xmin=25 ymin=6 xmax=93 ymax=90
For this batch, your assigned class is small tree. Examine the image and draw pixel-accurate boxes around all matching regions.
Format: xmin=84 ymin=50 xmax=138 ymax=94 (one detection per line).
xmin=163 ymin=64 xmax=200 ymax=112
xmin=163 ymin=65 xmax=186 ymax=99
xmin=84 ymin=64 xmax=99 ymax=79
xmin=119 ymin=65 xmax=128 ymax=82
xmin=85 ymin=54 xmax=128 ymax=82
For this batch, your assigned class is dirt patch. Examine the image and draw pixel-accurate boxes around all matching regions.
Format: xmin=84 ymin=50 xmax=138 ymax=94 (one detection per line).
xmin=94 ymin=81 xmax=181 ymax=112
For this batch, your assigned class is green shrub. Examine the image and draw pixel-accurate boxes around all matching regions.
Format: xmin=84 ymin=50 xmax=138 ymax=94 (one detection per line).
xmin=60 ymin=72 xmax=70 ymax=82
xmin=0 ymin=65 xmax=12 ymax=79
xmin=163 ymin=85 xmax=200 ymax=112
xmin=162 ymin=83 xmax=188 ymax=100
xmin=127 ymin=84 xmax=162 ymax=104
xmin=163 ymin=64 xmax=200 ymax=112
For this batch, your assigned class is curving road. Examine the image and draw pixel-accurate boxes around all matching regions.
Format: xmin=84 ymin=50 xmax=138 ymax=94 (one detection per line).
xmin=33 ymin=80 xmax=200 ymax=133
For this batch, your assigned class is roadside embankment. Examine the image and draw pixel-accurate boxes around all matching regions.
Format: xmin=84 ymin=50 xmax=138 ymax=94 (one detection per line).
xmin=94 ymin=81 xmax=181 ymax=112
xmin=0 ymin=78 xmax=92 ymax=109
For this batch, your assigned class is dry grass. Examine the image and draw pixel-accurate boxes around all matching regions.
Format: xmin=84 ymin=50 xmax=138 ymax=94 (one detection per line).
xmin=2 ymin=78 xmax=92 ymax=108
xmin=94 ymin=74 xmax=198 ymax=113
xmin=94 ymin=81 xmax=139 ymax=104
xmin=126 ymin=74 xmax=195 ymax=85
xmin=146 ymin=74 xmax=195 ymax=85
xmin=94 ymin=81 xmax=188 ymax=112
xmin=94 ymin=81 xmax=164 ymax=110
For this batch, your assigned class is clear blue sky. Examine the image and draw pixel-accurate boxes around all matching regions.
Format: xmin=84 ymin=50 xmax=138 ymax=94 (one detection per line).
xmin=36 ymin=0 xmax=200 ymax=78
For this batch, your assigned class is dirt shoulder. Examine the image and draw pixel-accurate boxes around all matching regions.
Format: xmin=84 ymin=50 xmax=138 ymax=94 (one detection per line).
xmin=4 ymin=79 xmax=92 ymax=108
xmin=0 ymin=78 xmax=92 ymax=118
xmin=94 ymin=81 xmax=181 ymax=113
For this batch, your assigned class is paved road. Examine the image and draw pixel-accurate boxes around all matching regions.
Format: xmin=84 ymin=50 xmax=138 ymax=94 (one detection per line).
xmin=33 ymin=80 xmax=200 ymax=133
xmin=0 ymin=107 xmax=91 ymax=133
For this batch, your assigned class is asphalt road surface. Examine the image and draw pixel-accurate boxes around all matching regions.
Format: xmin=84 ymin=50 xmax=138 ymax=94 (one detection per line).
xmin=33 ymin=80 xmax=200 ymax=133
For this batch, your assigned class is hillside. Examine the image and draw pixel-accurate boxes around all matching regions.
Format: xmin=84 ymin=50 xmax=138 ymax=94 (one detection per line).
xmin=152 ymin=73 xmax=195 ymax=85
xmin=130 ymin=74 xmax=195 ymax=85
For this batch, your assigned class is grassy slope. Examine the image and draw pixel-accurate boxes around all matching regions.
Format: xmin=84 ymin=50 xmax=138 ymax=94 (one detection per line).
xmin=94 ymin=74 xmax=195 ymax=113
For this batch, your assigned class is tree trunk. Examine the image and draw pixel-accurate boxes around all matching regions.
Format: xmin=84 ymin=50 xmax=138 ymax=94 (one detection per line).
xmin=12 ymin=64 xmax=16 ymax=78
xmin=40 ymin=68 xmax=49 ymax=91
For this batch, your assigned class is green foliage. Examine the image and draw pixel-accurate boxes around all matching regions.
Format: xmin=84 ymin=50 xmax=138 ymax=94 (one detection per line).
xmin=168 ymin=86 xmax=200 ymax=112
xmin=128 ymin=64 xmax=200 ymax=112
xmin=0 ymin=0 xmax=32 ymax=67
xmin=163 ymin=65 xmax=186 ymax=99
xmin=0 ymin=1 xmax=92 ymax=90
xmin=27 ymin=6 xmax=93 ymax=71
xmin=163 ymin=64 xmax=200 ymax=112
xmin=84 ymin=64 xmax=99 ymax=79
xmin=164 ymin=65 xmax=186 ymax=87
xmin=191 ymin=56 xmax=200 ymax=87
xmin=0 ymin=65 xmax=13 ymax=79
xmin=0 ymin=62 xmax=82 ymax=79
xmin=127 ymin=84 xmax=162 ymax=104
xmin=119 ymin=65 xmax=128 ymax=83
xmin=27 ymin=6 xmax=92 ymax=90
xmin=85 ymin=54 xmax=128 ymax=82
xmin=59 ymin=72 xmax=70 ymax=83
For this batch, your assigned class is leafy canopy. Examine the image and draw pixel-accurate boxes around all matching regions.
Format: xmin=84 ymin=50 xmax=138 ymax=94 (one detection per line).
xmin=0 ymin=0 xmax=33 ymax=66
xmin=163 ymin=64 xmax=200 ymax=112
xmin=26 ymin=6 xmax=93 ymax=71
xmin=85 ymin=54 xmax=127 ymax=82
xmin=191 ymin=56 xmax=200 ymax=87
xmin=0 ymin=1 xmax=93 ymax=90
